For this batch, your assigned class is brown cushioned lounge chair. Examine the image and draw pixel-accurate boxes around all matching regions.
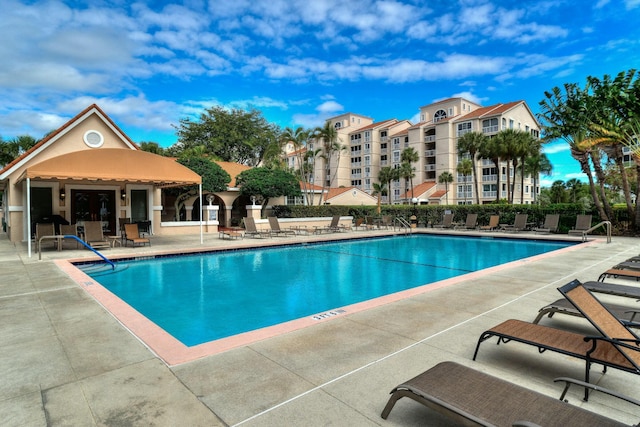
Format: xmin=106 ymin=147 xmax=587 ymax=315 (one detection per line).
xmin=381 ymin=361 xmax=638 ymax=426
xmin=534 ymin=298 xmax=640 ymax=326
xmin=432 ymin=212 xmax=454 ymax=229
xmin=599 ymin=268 xmax=640 ymax=282
xmin=314 ymin=215 xmax=347 ymax=234
xmin=501 ymin=213 xmax=528 ymax=232
xmin=474 ymin=279 xmax=640 ymax=401
xmin=123 ymin=223 xmax=151 ymax=247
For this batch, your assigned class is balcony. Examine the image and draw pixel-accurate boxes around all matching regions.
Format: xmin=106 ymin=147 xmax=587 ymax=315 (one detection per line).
xmin=424 ymin=135 xmax=436 ymax=142
xmin=351 ymin=162 xmax=361 ymax=167
xmin=457 ymin=176 xmax=473 ymax=182
xmin=380 ymin=160 xmax=388 ymax=166
xmin=424 ymin=164 xmax=436 ymax=171
xmin=457 ymin=192 xmax=473 ymax=199
xmin=457 ymin=129 xmax=472 ymax=137
xmin=351 ymin=150 xmax=362 ymax=156
xmin=482 ymin=125 xmax=499 ymax=134
xmin=351 ymin=173 xmax=362 ymax=178
xmin=483 ymin=191 xmax=497 ymax=198
xmin=482 ymin=175 xmax=497 ymax=182
xmin=425 ymin=149 xmax=436 ymax=157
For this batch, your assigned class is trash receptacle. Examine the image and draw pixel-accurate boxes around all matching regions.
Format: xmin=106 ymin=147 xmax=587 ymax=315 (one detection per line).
xmin=410 ymin=215 xmax=417 ymax=228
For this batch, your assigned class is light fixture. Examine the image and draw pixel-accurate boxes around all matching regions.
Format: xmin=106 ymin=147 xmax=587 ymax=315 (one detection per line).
xmin=59 ymin=188 xmax=66 ymax=200
xmin=121 ymin=189 xmax=126 ymax=200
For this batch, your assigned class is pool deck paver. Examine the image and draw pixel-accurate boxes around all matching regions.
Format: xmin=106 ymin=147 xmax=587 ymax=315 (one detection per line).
xmin=2 ymin=229 xmax=640 ymax=426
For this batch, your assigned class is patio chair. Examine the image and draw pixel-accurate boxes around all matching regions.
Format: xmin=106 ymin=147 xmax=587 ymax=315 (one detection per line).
xmin=123 ymin=223 xmax=151 ymax=247
xmin=59 ymin=224 xmax=79 ymax=249
xmin=454 ymin=213 xmax=478 ymax=230
xmin=432 ymin=212 xmax=454 ymax=229
xmin=268 ymin=217 xmax=296 ymax=237
xmin=479 ymin=214 xmax=500 ymax=231
xmin=243 ymin=217 xmax=271 ymax=238
xmin=501 ymin=213 xmax=528 ymax=232
xmin=568 ymin=214 xmax=592 ymax=237
xmin=534 ymin=214 xmax=560 ymax=234
xmin=35 ymin=222 xmax=56 ymax=252
xmin=381 ymin=361 xmax=637 ymax=426
xmin=353 ymin=218 xmax=367 ymax=231
xmin=473 ymin=279 xmax=640 ymax=401
xmin=83 ymin=221 xmax=111 ymax=250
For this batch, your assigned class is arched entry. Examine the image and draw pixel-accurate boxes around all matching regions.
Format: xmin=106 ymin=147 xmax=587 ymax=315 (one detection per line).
xmin=192 ymin=194 xmax=227 ymax=225
xmin=231 ymin=195 xmax=252 ymax=226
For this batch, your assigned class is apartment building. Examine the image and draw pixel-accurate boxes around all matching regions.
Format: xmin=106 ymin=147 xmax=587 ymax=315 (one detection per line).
xmin=289 ymin=97 xmax=541 ymax=205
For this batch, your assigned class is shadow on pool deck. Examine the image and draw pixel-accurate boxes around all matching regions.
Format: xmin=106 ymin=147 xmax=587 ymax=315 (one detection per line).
xmin=3 ymin=228 xmax=640 ymax=426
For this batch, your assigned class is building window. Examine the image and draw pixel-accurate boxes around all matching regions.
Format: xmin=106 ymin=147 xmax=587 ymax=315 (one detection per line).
xmin=434 ymin=109 xmax=447 ymax=122
xmin=457 ymin=122 xmax=472 ymax=136
xmin=286 ymin=195 xmax=304 ymax=205
xmin=502 ymin=118 xmax=507 ymax=129
xmin=509 ymin=119 xmax=514 ymax=129
xmin=482 ymin=118 xmax=498 ymax=133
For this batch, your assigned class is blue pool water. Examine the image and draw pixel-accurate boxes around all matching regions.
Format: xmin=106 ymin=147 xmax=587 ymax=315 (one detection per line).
xmin=81 ymin=235 xmax=573 ymax=346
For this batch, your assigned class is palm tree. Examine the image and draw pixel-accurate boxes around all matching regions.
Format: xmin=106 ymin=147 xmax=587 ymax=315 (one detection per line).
xmin=281 ymin=127 xmax=313 ymax=205
xmin=517 ymin=134 xmax=541 ymax=204
xmin=379 ymin=166 xmax=396 ymax=205
xmin=478 ymin=136 xmax=502 ymax=203
xmin=456 ymin=158 xmax=473 ymax=204
xmin=314 ymin=122 xmax=346 ymax=205
xmin=457 ymin=131 xmax=487 ymax=204
xmin=371 ymin=182 xmax=386 ymax=214
xmin=400 ymin=147 xmax=419 ymax=200
xmin=438 ymin=171 xmax=454 ymax=204
xmin=523 ymin=152 xmax=552 ymax=204
xmin=399 ymin=162 xmax=415 ymax=203
xmin=495 ymin=129 xmax=530 ymax=204
xmin=549 ymin=180 xmax=568 ymax=203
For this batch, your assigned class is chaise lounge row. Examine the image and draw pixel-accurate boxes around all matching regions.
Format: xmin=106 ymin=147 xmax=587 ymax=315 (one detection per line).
xmin=382 ymin=278 xmax=640 ymax=425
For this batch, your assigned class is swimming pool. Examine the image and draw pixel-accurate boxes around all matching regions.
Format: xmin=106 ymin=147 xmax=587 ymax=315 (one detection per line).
xmin=80 ymin=234 xmax=573 ymax=347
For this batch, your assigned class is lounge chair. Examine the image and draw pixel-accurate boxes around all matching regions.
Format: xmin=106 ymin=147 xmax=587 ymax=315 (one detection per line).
xmin=381 ymin=361 xmax=637 ymax=426
xmin=534 ymin=298 xmax=640 ymax=326
xmin=432 ymin=213 xmax=454 ymax=229
xmin=533 ymin=214 xmax=560 ymax=234
xmin=83 ymin=221 xmax=111 ymax=249
xmin=35 ymin=222 xmax=56 ymax=252
xmin=454 ymin=213 xmax=478 ymax=230
xmin=123 ymin=223 xmax=151 ymax=247
xmin=501 ymin=213 xmax=528 ymax=232
xmin=568 ymin=214 xmax=592 ymax=237
xmin=599 ymin=268 xmax=640 ymax=282
xmin=243 ymin=217 xmax=271 ymax=238
xmin=353 ymin=218 xmax=367 ymax=231
xmin=474 ymin=279 xmax=640 ymax=401
xmin=479 ymin=215 xmax=500 ymax=231
xmin=268 ymin=217 xmax=296 ymax=237
xmin=314 ymin=215 xmax=347 ymax=234
xmin=585 ymin=280 xmax=640 ymax=299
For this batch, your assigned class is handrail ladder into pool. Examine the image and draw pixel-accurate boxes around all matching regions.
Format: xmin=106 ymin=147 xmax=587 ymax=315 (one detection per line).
xmin=393 ymin=216 xmax=411 ymax=234
xmin=40 ymin=235 xmax=115 ymax=269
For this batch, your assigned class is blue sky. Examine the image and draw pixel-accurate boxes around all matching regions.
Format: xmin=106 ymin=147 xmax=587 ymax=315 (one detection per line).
xmin=1 ymin=0 xmax=639 ymax=187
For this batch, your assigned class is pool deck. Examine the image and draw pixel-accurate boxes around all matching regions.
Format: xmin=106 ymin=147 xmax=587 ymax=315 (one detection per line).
xmin=3 ymin=227 xmax=640 ymax=426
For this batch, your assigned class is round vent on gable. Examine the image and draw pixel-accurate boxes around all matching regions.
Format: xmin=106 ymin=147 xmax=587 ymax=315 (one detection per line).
xmin=83 ymin=130 xmax=104 ymax=148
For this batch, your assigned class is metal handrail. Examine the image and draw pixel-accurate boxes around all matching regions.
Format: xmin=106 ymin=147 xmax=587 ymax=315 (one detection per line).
xmin=39 ymin=235 xmax=116 ymax=268
xmin=578 ymin=221 xmax=612 ymax=243
xmin=394 ymin=217 xmax=412 ymax=234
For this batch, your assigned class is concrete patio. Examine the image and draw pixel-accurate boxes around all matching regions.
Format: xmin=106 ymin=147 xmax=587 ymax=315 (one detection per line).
xmin=2 ymin=228 xmax=640 ymax=426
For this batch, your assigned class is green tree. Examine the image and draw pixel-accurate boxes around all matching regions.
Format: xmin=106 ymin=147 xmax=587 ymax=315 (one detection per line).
xmin=281 ymin=127 xmax=317 ymax=206
xmin=236 ymin=167 xmax=301 ymax=217
xmin=457 ymin=131 xmax=487 ymax=204
xmin=0 ymin=135 xmax=38 ymax=166
xmin=524 ymin=151 xmax=552 ymax=203
xmin=379 ymin=166 xmax=397 ymax=205
xmin=138 ymin=141 xmax=166 ymax=155
xmin=174 ymin=106 xmax=280 ymax=166
xmin=371 ymin=182 xmax=386 ymax=214
xmin=494 ymin=129 xmax=530 ymax=204
xmin=478 ymin=135 xmax=503 ymax=203
xmin=549 ymin=180 xmax=568 ymax=203
xmin=314 ymin=122 xmax=346 ymax=205
xmin=456 ymin=158 xmax=473 ymax=204
xmin=172 ymin=155 xmax=231 ymax=221
xmin=400 ymin=147 xmax=419 ymax=201
xmin=438 ymin=171 xmax=454 ymax=204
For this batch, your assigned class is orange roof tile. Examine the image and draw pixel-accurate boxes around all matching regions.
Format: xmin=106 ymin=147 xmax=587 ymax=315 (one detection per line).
xmin=213 ymin=161 xmax=251 ymax=187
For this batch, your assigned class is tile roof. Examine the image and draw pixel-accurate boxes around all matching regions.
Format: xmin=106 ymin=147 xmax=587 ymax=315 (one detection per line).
xmin=401 ymin=182 xmax=436 ymax=199
xmin=213 ymin=161 xmax=251 ymax=187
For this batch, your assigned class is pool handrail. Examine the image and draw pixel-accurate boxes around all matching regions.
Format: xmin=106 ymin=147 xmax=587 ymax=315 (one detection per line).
xmin=39 ymin=234 xmax=116 ymax=269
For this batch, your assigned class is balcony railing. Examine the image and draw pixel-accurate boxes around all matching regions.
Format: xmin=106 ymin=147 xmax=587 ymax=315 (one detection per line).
xmin=425 ymin=164 xmax=436 ymax=171
xmin=381 ymin=160 xmax=388 ymax=166
xmin=457 ymin=192 xmax=473 ymax=199
xmin=482 ymin=175 xmax=497 ymax=182
xmin=482 ymin=125 xmax=499 ymax=134
xmin=457 ymin=129 xmax=472 ymax=137
xmin=425 ymin=149 xmax=436 ymax=157
xmin=483 ymin=191 xmax=497 ymax=198
xmin=351 ymin=162 xmax=361 ymax=167
xmin=424 ymin=135 xmax=436 ymax=142
xmin=457 ymin=176 xmax=473 ymax=182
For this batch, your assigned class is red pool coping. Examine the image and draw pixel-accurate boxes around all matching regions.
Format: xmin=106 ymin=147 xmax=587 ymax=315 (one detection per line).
xmin=55 ymin=237 xmax=594 ymax=366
